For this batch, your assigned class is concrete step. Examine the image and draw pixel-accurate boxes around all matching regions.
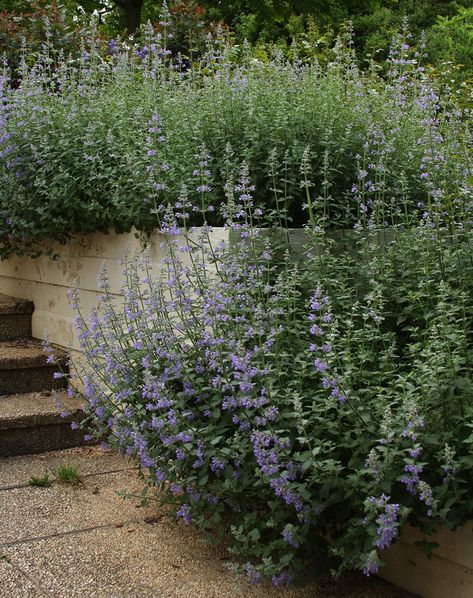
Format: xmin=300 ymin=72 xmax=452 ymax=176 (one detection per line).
xmin=0 ymin=293 xmax=34 ymax=341
xmin=0 ymin=390 xmax=86 ymax=457
xmin=0 ymin=339 xmax=67 ymax=395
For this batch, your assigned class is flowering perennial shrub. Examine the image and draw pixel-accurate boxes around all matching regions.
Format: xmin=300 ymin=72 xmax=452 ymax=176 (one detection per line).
xmin=1 ymin=19 xmax=471 ymax=256
xmin=56 ymin=153 xmax=473 ymax=584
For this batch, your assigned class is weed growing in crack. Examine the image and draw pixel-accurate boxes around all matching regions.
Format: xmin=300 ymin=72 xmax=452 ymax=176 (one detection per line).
xmin=28 ymin=472 xmax=51 ymax=488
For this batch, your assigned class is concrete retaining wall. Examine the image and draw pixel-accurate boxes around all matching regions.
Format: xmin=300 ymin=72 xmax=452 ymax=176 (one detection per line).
xmin=0 ymin=228 xmax=227 ymax=351
xmin=0 ymin=229 xmax=150 ymax=351
xmin=0 ymin=228 xmax=472 ymax=597
xmin=381 ymin=523 xmax=473 ymax=598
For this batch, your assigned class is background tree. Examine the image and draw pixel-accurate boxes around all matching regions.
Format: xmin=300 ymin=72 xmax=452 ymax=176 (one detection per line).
xmin=0 ymin=0 xmax=471 ymax=81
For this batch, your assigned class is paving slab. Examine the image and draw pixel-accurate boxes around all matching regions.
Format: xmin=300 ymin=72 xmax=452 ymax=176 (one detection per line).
xmin=0 ymin=447 xmax=413 ymax=597
xmin=0 ymin=485 xmax=120 ymax=546
xmin=0 ymin=468 xmax=155 ymax=545
xmin=0 ymin=446 xmax=132 ymax=487
xmin=3 ymin=525 xmax=227 ymax=598
xmin=3 ymin=523 xmax=412 ymax=598
xmin=79 ymin=469 xmax=162 ymax=521
xmin=0 ymin=559 xmax=46 ymax=597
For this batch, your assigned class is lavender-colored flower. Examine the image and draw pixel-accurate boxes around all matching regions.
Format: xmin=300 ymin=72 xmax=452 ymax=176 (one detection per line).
xmin=281 ymin=525 xmax=300 ymax=548
xmin=245 ymin=563 xmax=262 ymax=584
xmin=210 ymin=456 xmax=226 ymax=473
xmin=363 ymin=550 xmax=380 ymax=576
xmin=176 ymin=504 xmax=192 ymax=524
xmin=401 ymin=462 xmax=423 ymax=494
xmin=375 ymin=501 xmax=400 ymax=550
xmin=314 ymin=358 xmax=328 ymax=372
xmin=272 ymin=571 xmax=292 ymax=587
xmin=170 ymin=482 xmax=183 ymax=496
xmin=418 ymin=481 xmax=433 ymax=516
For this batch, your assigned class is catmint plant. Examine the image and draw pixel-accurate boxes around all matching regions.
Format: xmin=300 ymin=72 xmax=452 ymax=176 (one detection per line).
xmin=56 ymin=146 xmax=473 ymax=585
xmin=11 ymin=6 xmax=472 ymax=586
xmin=1 ymin=20 xmax=471 ymax=257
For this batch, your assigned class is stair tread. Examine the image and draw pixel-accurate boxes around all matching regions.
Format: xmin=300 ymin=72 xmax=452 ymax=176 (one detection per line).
xmin=0 ymin=339 xmax=66 ymax=369
xmin=0 ymin=390 xmax=85 ymax=429
xmin=0 ymin=294 xmax=34 ymax=315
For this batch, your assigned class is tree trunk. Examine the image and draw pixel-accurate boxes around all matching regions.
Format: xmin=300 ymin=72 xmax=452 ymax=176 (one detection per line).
xmin=118 ymin=0 xmax=144 ymax=35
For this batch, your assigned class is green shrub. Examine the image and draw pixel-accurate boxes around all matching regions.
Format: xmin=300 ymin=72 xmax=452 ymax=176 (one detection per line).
xmin=428 ymin=7 xmax=473 ymax=85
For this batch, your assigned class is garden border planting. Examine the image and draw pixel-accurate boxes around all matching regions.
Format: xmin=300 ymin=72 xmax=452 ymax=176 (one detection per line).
xmin=1 ymin=7 xmax=472 ymax=591
xmin=0 ymin=228 xmax=472 ymax=597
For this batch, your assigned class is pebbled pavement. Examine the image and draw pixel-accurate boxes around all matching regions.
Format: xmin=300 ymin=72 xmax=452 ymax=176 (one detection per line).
xmin=0 ymin=446 xmax=414 ymax=598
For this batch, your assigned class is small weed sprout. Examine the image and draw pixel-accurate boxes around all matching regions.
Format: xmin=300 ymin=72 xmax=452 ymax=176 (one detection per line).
xmin=28 ymin=472 xmax=51 ymax=488
xmin=54 ymin=465 xmax=79 ymax=485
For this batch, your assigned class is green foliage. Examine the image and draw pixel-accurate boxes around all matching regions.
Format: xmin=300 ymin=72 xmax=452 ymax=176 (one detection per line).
xmin=28 ymin=471 xmax=51 ymax=487
xmin=165 ymin=1 xmax=209 ymax=57
xmin=0 ymin=0 xmax=97 ymax=78
xmin=200 ymin=0 xmax=373 ymax=43
xmin=1 ymin=27 xmax=470 ymax=257
xmin=66 ymin=174 xmax=473 ymax=583
xmin=28 ymin=466 xmax=80 ymax=486
xmin=54 ymin=464 xmax=79 ymax=485
xmin=428 ymin=7 xmax=473 ymax=85
xmin=354 ymin=1 xmax=468 ymax=57
xmin=0 ymin=0 xmax=33 ymax=11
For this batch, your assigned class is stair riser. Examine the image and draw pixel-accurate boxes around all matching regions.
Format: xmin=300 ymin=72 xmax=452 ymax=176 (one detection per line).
xmin=0 ymin=295 xmax=87 ymax=455
xmin=0 ymin=367 xmax=66 ymax=395
xmin=0 ymin=314 xmax=32 ymax=341
xmin=0 ymin=423 xmax=87 ymax=457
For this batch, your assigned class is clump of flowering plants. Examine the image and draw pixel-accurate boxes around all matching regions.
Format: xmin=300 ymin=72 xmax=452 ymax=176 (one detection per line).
xmin=62 ymin=155 xmax=473 ymax=585
xmin=1 ymin=16 xmax=471 ymax=257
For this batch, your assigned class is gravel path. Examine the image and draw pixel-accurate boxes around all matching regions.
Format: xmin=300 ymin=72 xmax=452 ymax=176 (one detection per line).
xmin=0 ymin=446 xmax=414 ymax=597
